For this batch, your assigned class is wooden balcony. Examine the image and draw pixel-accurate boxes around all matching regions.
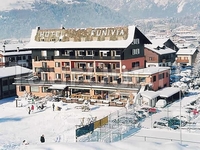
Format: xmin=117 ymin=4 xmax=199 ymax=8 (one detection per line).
xmin=176 ymin=59 xmax=189 ymax=63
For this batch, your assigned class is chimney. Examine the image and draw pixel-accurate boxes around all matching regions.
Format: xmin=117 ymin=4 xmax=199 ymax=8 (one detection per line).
xmin=17 ymin=46 xmax=19 ymax=52
xmin=36 ymin=26 xmax=40 ymax=30
xmin=3 ymin=45 xmax=5 ymax=53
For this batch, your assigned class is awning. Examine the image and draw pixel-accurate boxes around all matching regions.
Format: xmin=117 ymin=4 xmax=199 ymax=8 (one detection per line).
xmin=48 ymin=84 xmax=68 ymax=90
xmin=158 ymin=87 xmax=180 ymax=98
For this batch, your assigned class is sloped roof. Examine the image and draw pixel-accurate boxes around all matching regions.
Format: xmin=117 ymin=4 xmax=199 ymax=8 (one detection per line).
xmin=24 ymin=26 xmax=151 ymax=49
xmin=176 ymin=48 xmax=197 ymax=55
xmin=145 ymin=44 xmax=176 ymax=55
xmin=0 ymin=66 xmax=32 ymax=78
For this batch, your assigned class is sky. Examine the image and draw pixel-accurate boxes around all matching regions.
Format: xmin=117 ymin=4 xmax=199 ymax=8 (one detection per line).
xmin=0 ymin=91 xmax=200 ymax=150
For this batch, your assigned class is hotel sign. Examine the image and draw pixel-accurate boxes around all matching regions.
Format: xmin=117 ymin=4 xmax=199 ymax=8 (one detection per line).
xmin=35 ymin=27 xmax=128 ymax=42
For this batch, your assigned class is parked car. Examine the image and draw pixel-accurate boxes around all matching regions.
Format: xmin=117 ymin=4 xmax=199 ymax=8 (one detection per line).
xmin=153 ymin=120 xmax=178 ymax=130
xmin=168 ymin=117 xmax=187 ymax=127
xmin=174 ymin=115 xmax=191 ymax=123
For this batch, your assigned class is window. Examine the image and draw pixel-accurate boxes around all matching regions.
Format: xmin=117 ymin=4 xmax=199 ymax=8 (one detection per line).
xmin=54 ymin=50 xmax=59 ymax=56
xmin=42 ymin=62 xmax=47 ymax=68
xmin=100 ymin=50 xmax=109 ymax=57
xmin=115 ymin=50 xmax=121 ymax=56
xmin=159 ymin=73 xmax=164 ymax=80
xmin=22 ymin=56 xmax=26 ymax=60
xmin=113 ymin=76 xmax=119 ymax=81
xmin=17 ymin=56 xmax=21 ymax=60
xmin=132 ymin=61 xmax=140 ymax=68
xmin=19 ymin=86 xmax=26 ymax=92
xmin=65 ymin=74 xmax=70 ymax=78
xmin=153 ymin=76 xmax=156 ymax=82
xmin=79 ymin=50 xmax=85 ymax=56
xmin=132 ymin=38 xmax=140 ymax=44
xmin=2 ymin=80 xmax=8 ymax=86
xmin=149 ymin=57 xmax=153 ymax=61
xmin=42 ymin=87 xmax=49 ymax=93
xmin=55 ymin=62 xmax=60 ymax=67
xmin=86 ymin=51 xmax=93 ymax=56
xmin=62 ymin=62 xmax=70 ymax=67
xmin=139 ymin=77 xmax=146 ymax=82
xmin=9 ymin=78 xmax=14 ymax=84
xmin=41 ymin=50 xmax=47 ymax=57
xmin=86 ymin=75 xmax=90 ymax=80
xmin=166 ymin=72 xmax=168 ymax=77
xmin=123 ymin=76 xmax=132 ymax=82
xmin=132 ymin=49 xmax=140 ymax=55
xmin=63 ymin=50 xmax=72 ymax=56
xmin=30 ymin=86 xmax=39 ymax=92
xmin=55 ymin=73 xmax=61 ymax=79
xmin=116 ymin=63 xmax=120 ymax=68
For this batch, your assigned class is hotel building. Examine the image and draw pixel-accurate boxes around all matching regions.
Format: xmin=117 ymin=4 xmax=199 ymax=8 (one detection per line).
xmin=14 ymin=26 xmax=170 ymax=106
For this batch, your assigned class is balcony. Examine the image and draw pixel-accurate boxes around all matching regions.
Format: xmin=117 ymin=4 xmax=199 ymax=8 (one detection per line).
xmin=96 ymin=68 xmax=120 ymax=73
xmin=55 ymin=55 xmax=121 ymax=60
xmin=62 ymin=67 xmax=70 ymax=71
xmin=14 ymin=78 xmax=141 ymax=89
xmin=35 ymin=56 xmax=54 ymax=61
xmin=71 ymin=68 xmax=94 ymax=72
xmin=39 ymin=67 xmax=54 ymax=72
xmin=176 ymin=59 xmax=189 ymax=63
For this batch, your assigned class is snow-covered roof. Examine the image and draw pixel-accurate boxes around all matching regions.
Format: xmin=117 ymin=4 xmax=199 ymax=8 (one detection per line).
xmin=158 ymin=87 xmax=180 ymax=98
xmin=145 ymin=44 xmax=176 ymax=55
xmin=48 ymin=84 xmax=68 ymax=90
xmin=24 ymin=26 xmax=144 ymax=49
xmin=0 ymin=66 xmax=32 ymax=78
xmin=2 ymin=50 xmax=32 ymax=56
xmin=123 ymin=67 xmax=170 ymax=75
xmin=140 ymin=90 xmax=159 ymax=99
xmin=0 ymin=43 xmax=25 ymax=51
xmin=150 ymin=38 xmax=169 ymax=47
xmin=176 ymin=48 xmax=197 ymax=55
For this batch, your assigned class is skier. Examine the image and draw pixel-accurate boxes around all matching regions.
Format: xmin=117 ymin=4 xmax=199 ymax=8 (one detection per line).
xmin=31 ymin=105 xmax=34 ymax=112
xmin=40 ymin=135 xmax=45 ymax=143
xmin=28 ymin=107 xmax=31 ymax=114
xmin=52 ymin=103 xmax=55 ymax=111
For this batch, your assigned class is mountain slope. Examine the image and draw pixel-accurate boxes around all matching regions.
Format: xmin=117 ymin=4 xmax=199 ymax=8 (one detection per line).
xmin=90 ymin=0 xmax=200 ymax=19
xmin=0 ymin=0 xmax=130 ymax=39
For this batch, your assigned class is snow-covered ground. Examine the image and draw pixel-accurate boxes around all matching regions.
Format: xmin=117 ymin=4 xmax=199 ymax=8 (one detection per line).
xmin=1 ymin=91 xmax=200 ymax=150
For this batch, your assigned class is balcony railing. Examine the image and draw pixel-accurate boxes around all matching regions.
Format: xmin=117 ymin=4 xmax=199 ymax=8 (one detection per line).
xmin=71 ymin=68 xmax=94 ymax=72
xmin=62 ymin=67 xmax=70 ymax=71
xmin=96 ymin=68 xmax=120 ymax=73
xmin=14 ymin=78 xmax=141 ymax=89
xmin=176 ymin=59 xmax=189 ymax=63
xmin=39 ymin=67 xmax=54 ymax=72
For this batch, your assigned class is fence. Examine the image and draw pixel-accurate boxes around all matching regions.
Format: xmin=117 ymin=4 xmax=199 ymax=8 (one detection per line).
xmin=76 ymin=107 xmax=138 ymax=142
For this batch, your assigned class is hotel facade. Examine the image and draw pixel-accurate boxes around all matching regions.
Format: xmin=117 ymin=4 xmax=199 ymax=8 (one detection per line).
xmin=14 ymin=26 xmax=170 ymax=105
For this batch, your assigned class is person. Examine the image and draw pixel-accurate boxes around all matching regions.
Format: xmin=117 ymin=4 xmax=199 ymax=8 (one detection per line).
xmin=52 ymin=103 xmax=55 ymax=111
xmin=22 ymin=140 xmax=29 ymax=145
xmin=28 ymin=107 xmax=31 ymax=114
xmin=31 ymin=105 xmax=34 ymax=112
xmin=40 ymin=135 xmax=45 ymax=143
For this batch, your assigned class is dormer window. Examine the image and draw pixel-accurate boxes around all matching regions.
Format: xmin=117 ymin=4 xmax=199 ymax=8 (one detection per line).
xmin=86 ymin=50 xmax=93 ymax=56
xmin=100 ymin=50 xmax=109 ymax=57
xmin=132 ymin=38 xmax=140 ymax=44
xmin=115 ymin=50 xmax=121 ymax=56
xmin=79 ymin=50 xmax=85 ymax=56
xmin=132 ymin=49 xmax=140 ymax=55
xmin=63 ymin=50 xmax=72 ymax=56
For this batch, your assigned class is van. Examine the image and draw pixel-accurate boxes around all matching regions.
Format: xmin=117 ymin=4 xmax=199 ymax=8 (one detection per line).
xmin=156 ymin=99 xmax=167 ymax=108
